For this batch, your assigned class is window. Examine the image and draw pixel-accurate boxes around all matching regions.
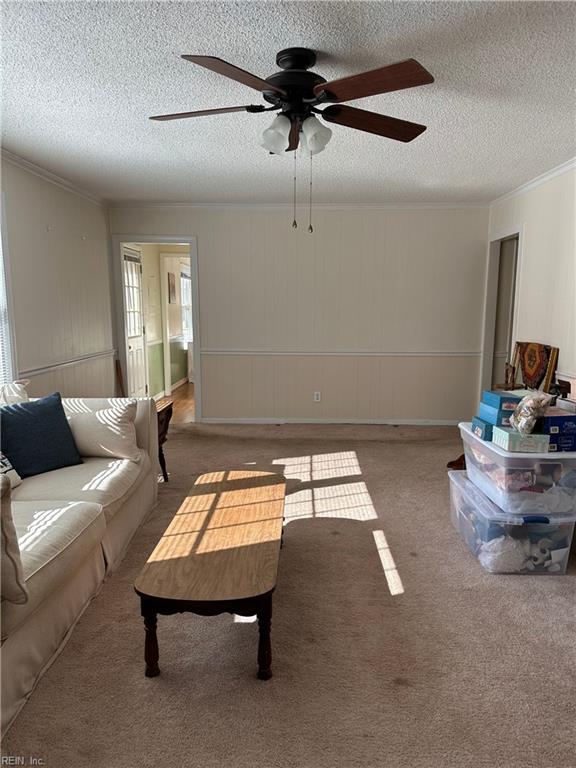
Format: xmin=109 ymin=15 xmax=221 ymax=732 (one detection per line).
xmin=180 ymin=272 xmax=193 ymax=341
xmin=0 ymin=222 xmax=15 ymax=386
xmin=123 ymin=255 xmax=143 ymax=339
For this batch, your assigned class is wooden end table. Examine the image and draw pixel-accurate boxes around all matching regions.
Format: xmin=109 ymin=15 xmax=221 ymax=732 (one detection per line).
xmin=134 ymin=470 xmax=286 ymax=680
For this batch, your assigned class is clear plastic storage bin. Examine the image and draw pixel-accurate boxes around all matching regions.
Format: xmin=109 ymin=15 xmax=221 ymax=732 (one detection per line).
xmin=448 ymin=470 xmax=575 ymax=574
xmin=459 ymin=422 xmax=576 ymax=516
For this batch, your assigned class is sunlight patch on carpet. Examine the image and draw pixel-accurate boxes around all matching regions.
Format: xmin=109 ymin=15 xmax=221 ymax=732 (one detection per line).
xmin=233 ymin=614 xmax=257 ymax=623
xmin=273 ymin=451 xmax=361 ymax=482
xmin=283 ymin=481 xmax=378 ymax=524
xmin=373 ymin=529 xmax=404 ymax=595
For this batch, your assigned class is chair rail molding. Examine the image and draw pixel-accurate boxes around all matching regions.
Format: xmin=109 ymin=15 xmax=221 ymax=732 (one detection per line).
xmin=19 ymin=349 xmax=116 ymax=378
xmin=200 ymin=349 xmax=482 ymax=357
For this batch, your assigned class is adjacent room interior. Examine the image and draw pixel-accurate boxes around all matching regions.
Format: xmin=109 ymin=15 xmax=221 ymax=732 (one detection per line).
xmin=0 ymin=2 xmax=575 ymax=767
xmin=119 ymin=240 xmax=196 ymax=418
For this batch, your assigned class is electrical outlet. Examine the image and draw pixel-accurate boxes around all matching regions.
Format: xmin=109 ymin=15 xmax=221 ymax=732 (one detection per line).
xmin=313 ymin=391 xmax=321 ymax=402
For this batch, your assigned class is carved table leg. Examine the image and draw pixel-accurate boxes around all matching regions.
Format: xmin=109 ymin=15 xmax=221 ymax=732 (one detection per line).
xmin=159 ymin=447 xmax=169 ymax=482
xmin=143 ymin=608 xmax=160 ymax=678
xmin=257 ymin=593 xmax=273 ymax=680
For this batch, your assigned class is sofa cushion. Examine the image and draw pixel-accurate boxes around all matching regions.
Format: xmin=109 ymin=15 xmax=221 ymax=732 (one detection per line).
xmin=67 ymin=399 xmax=140 ymax=462
xmin=11 ymin=450 xmax=151 ymax=522
xmin=1 ymin=392 xmax=82 ymax=478
xmin=1 ymin=499 xmax=105 ymax=638
xmin=1 ymin=476 xmax=28 ymax=604
xmin=0 ymin=380 xmax=29 ymax=405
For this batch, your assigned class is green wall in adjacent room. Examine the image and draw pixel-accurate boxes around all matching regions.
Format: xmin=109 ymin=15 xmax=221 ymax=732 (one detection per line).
xmin=170 ymin=338 xmax=188 ymax=385
xmin=147 ymin=342 xmax=165 ymax=396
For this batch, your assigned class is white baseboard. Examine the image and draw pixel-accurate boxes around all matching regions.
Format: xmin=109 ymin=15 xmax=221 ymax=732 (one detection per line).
xmin=170 ymin=377 xmax=188 ymax=391
xmin=152 ymin=391 xmax=165 ymax=401
xmin=200 ymin=417 xmax=461 ymax=426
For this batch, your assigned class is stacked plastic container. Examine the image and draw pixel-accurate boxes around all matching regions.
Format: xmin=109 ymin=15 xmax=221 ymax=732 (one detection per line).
xmin=449 ymin=390 xmax=576 ymax=574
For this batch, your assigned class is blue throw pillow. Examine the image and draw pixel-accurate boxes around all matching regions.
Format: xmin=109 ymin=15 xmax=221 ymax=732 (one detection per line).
xmin=0 ymin=392 xmax=82 ymax=478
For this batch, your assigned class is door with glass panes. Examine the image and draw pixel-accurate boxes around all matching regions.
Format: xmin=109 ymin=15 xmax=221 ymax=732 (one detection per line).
xmin=122 ymin=247 xmax=148 ymax=397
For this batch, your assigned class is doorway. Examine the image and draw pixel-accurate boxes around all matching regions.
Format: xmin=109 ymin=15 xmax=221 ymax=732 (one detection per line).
xmin=491 ymin=236 xmax=518 ymax=387
xmin=113 ymin=235 xmax=201 ymax=421
xmin=480 ymin=230 xmax=521 ymax=393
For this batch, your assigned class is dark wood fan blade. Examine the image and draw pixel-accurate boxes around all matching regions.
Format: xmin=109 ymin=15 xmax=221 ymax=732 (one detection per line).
xmin=314 ymin=59 xmax=434 ymax=103
xmin=150 ymin=105 xmax=266 ymax=121
xmin=286 ymin=119 xmax=300 ymax=151
xmin=320 ymin=105 xmax=426 ymax=142
xmin=182 ymin=55 xmax=286 ymax=95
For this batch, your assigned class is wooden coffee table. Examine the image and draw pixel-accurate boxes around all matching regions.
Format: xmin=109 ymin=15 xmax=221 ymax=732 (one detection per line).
xmin=134 ymin=470 xmax=286 ymax=680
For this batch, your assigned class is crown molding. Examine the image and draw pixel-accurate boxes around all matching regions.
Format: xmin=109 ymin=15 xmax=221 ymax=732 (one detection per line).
xmin=3 ymin=146 xmax=573 ymax=211
xmin=490 ymin=157 xmax=576 ymax=207
xmin=1 ymin=149 xmax=103 ymax=206
xmin=107 ymin=200 xmax=487 ymax=210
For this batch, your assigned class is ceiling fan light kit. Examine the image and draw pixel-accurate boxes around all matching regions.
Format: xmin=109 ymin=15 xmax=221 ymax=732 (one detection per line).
xmin=151 ymin=47 xmax=434 ymax=229
xmin=261 ymin=114 xmax=332 ymax=156
xmin=301 ymin=116 xmax=332 ymax=155
xmin=260 ymin=114 xmax=292 ymax=154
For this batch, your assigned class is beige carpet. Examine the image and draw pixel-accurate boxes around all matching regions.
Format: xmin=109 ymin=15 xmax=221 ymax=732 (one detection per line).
xmin=3 ymin=424 xmax=576 ymax=768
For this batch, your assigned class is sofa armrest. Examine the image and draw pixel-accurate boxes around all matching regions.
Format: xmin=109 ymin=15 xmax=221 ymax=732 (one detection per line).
xmin=62 ymin=397 xmax=159 ymax=471
xmin=1 ymin=475 xmax=28 ymax=605
xmin=134 ymin=398 xmax=159 ymax=468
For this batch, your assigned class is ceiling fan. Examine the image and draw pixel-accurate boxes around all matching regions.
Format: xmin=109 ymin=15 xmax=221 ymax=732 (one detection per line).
xmin=150 ymin=47 xmax=434 ymax=153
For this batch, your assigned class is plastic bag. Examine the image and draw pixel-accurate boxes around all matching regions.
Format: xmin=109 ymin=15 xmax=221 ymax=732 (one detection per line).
xmin=509 ymin=392 xmax=553 ymax=434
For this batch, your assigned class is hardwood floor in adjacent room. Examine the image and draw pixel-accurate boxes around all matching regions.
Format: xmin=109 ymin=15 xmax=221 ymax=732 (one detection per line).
xmin=158 ymin=382 xmax=195 ymax=424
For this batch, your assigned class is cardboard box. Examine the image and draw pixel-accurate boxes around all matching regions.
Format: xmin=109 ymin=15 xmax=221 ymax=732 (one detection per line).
xmin=478 ymin=402 xmax=513 ymax=427
xmin=537 ymin=407 xmax=576 ymax=435
xmin=481 ymin=390 xmax=522 ymax=411
xmin=548 ymin=434 xmax=576 ymax=452
xmin=492 ymin=426 xmax=550 ymax=453
xmin=509 ymin=389 xmax=534 ymax=398
xmin=471 ymin=416 xmax=493 ymax=440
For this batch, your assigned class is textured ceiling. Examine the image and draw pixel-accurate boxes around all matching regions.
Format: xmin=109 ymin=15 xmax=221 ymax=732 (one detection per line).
xmin=2 ymin=1 xmax=575 ymax=204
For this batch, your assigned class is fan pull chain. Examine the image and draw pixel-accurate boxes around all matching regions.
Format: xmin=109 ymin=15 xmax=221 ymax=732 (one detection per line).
xmin=292 ymin=152 xmax=298 ymax=229
xmin=308 ymin=153 xmax=313 ymax=233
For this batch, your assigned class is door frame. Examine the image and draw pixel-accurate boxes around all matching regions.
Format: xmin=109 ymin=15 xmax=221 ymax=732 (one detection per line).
xmin=479 ymin=224 xmax=524 ymax=394
xmin=121 ymin=243 xmax=149 ymax=397
xmin=111 ymin=234 xmax=202 ymax=420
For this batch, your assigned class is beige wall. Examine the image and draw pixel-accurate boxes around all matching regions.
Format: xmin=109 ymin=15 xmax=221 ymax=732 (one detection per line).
xmin=2 ymin=160 xmax=115 ymax=397
xmin=489 ymin=168 xmax=576 ymax=378
xmin=163 ymin=254 xmax=184 ymax=339
xmin=110 ymin=205 xmax=489 ymax=421
xmin=6 ymin=154 xmax=570 ymax=420
xmin=144 ymin=242 xmax=190 ymax=338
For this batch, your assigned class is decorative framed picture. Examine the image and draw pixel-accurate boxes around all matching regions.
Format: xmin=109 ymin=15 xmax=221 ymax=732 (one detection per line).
xmin=167 ymin=272 xmax=176 ymax=304
xmin=511 ymin=342 xmax=559 ymax=392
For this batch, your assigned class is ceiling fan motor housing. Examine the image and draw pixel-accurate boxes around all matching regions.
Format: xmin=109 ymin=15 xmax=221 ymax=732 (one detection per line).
xmin=275 ymin=47 xmax=317 ymax=71
xmin=264 ymin=49 xmax=327 ymax=120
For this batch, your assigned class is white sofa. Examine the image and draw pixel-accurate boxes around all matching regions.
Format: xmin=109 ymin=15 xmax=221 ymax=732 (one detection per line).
xmin=1 ymin=397 xmax=159 ymax=734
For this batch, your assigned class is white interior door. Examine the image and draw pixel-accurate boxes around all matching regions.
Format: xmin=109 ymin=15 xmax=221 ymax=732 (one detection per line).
xmin=122 ymin=248 xmax=148 ymax=396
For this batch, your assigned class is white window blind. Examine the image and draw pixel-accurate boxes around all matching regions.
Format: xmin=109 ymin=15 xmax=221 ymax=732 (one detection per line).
xmin=0 ymin=224 xmax=15 ymax=386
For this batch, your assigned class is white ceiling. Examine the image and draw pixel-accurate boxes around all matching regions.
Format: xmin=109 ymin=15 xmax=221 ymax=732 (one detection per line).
xmin=2 ymin=1 xmax=575 ymax=204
